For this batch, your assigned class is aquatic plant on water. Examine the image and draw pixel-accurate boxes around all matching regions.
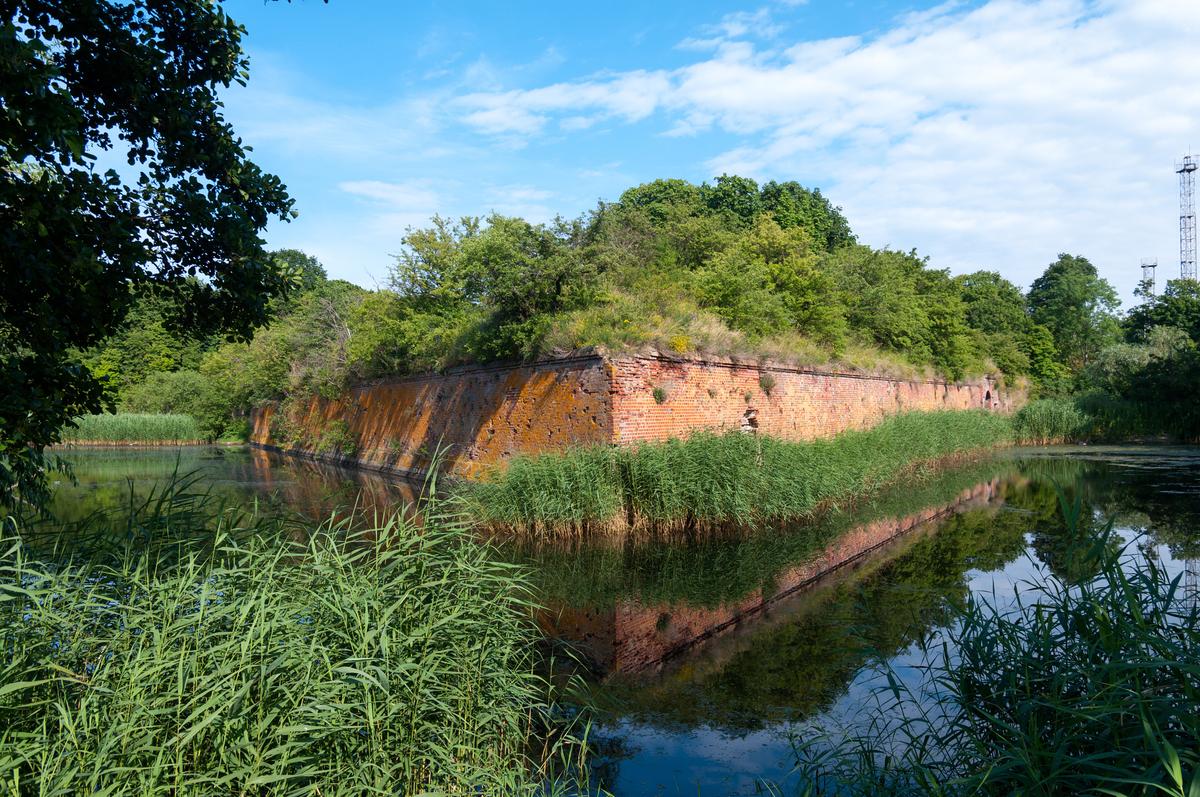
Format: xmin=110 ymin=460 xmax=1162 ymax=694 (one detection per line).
xmin=59 ymin=413 xmax=203 ymax=444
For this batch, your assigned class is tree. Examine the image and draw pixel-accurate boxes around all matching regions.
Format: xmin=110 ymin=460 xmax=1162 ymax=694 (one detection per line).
xmin=956 ymin=271 xmax=1028 ymax=337
xmin=1125 ymin=279 xmax=1200 ymax=344
xmin=759 ymin=180 xmax=855 ymax=251
xmin=1 ymin=0 xmax=294 ymax=508
xmin=1027 ymin=254 xmax=1120 ymax=371
xmin=616 ymin=178 xmax=706 ymax=225
xmin=703 ymin=174 xmax=762 ymax=227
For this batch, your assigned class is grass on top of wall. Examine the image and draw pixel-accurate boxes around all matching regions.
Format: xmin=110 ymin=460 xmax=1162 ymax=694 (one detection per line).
xmin=464 ymin=409 xmax=1013 ymax=538
xmin=1 ymin=477 xmax=591 ymax=795
xmin=59 ymin=413 xmax=203 ymax=444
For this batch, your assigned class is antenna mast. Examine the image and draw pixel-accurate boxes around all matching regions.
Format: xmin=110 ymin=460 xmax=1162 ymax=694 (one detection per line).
xmin=1179 ymin=155 xmax=1198 ymax=281
xmin=1141 ymin=258 xmax=1157 ymax=295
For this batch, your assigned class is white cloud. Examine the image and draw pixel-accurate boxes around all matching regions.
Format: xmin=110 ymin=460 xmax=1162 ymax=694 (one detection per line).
xmin=447 ymin=0 xmax=1200 ymax=299
xmin=339 ymin=180 xmax=440 ymax=210
xmin=456 ymin=70 xmax=672 ymax=137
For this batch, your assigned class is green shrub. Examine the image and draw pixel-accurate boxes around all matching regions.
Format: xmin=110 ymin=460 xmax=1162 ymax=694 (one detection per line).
xmin=0 ymin=483 xmax=577 ymax=794
xmin=60 ymin=413 xmax=203 ymax=444
xmin=1011 ymin=398 xmax=1088 ymax=444
xmin=314 ymin=419 xmax=357 ymax=457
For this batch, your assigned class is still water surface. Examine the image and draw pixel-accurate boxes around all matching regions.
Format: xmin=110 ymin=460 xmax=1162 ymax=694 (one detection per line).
xmin=48 ymin=445 xmax=1200 ymax=796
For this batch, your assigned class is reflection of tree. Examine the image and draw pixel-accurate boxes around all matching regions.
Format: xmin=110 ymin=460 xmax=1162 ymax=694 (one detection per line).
xmin=608 ymin=505 xmax=1032 ymax=732
xmin=1018 ymin=480 xmax=1118 ymax=584
xmin=1079 ymin=454 xmax=1200 ymax=562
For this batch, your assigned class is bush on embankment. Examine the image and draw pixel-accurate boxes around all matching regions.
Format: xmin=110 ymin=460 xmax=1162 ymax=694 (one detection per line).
xmin=59 ymin=413 xmax=203 ymax=444
xmin=0 ymin=483 xmax=579 ymax=794
xmin=1011 ymin=398 xmax=1090 ymax=444
xmin=465 ymin=409 xmax=1012 ymax=537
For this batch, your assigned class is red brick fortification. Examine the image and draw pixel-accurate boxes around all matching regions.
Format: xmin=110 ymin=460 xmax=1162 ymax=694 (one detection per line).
xmin=610 ymin=355 xmax=1017 ymax=444
xmin=249 ymin=353 xmax=1021 ymax=478
xmin=250 ymin=355 xmax=614 ymax=480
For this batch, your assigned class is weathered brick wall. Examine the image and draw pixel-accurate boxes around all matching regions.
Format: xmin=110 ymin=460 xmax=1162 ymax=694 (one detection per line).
xmin=610 ymin=355 xmax=1017 ymax=444
xmin=250 ymin=353 xmax=1021 ymax=477
xmin=250 ymin=355 xmax=614 ymax=479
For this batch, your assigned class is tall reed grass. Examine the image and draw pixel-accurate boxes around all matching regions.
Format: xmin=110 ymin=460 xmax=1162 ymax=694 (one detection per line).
xmin=1012 ymin=394 xmax=1196 ymax=444
xmin=1011 ymin=397 xmax=1089 ymax=444
xmin=792 ymin=493 xmax=1200 ymax=796
xmin=60 ymin=413 xmax=203 ymax=444
xmin=0 ymin=477 xmax=587 ymax=795
xmin=466 ymin=410 xmax=1012 ymax=538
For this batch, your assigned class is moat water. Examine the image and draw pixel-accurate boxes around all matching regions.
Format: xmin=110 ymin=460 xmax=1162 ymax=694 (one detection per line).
xmin=45 ymin=445 xmax=1200 ymax=796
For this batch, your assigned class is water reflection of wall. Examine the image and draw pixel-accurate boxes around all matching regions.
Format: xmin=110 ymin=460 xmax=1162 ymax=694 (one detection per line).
xmin=542 ymin=478 xmax=1002 ymax=675
xmin=245 ymin=447 xmax=421 ymax=523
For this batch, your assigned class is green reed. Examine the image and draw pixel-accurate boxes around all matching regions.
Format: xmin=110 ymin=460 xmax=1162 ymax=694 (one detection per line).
xmin=508 ymin=456 xmax=1018 ymax=611
xmin=1011 ymin=397 xmax=1091 ymax=444
xmin=60 ymin=413 xmax=203 ymax=444
xmin=792 ymin=492 xmax=1200 ymax=796
xmin=466 ymin=409 xmax=1012 ymax=538
xmin=0 ymin=476 xmax=591 ymax=795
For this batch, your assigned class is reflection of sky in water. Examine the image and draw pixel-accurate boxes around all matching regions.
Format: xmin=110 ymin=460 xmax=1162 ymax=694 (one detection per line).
xmin=597 ymin=721 xmax=797 ymax=796
xmin=598 ymin=524 xmax=1195 ymax=797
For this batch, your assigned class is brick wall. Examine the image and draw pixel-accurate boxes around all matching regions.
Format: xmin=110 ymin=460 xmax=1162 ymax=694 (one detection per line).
xmin=249 ymin=353 xmax=1021 ymax=477
xmin=250 ymin=355 xmax=614 ymax=479
xmin=610 ymin=355 xmax=1017 ymax=445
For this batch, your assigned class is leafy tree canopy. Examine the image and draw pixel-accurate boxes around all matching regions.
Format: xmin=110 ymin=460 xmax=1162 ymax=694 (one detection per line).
xmin=1 ymin=0 xmax=293 ymax=508
xmin=1125 ymin=279 xmax=1200 ymax=344
xmin=1027 ymin=254 xmax=1120 ymax=371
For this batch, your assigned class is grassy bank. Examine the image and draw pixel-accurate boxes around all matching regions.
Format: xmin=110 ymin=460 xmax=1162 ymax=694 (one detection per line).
xmin=465 ymin=409 xmax=1012 ymax=538
xmin=59 ymin=413 xmax=204 ymax=444
xmin=795 ymin=499 xmax=1200 ymax=795
xmin=0 ymin=482 xmax=585 ymax=794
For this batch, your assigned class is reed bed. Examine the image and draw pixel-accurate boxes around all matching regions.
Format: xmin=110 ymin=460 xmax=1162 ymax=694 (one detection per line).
xmin=792 ymin=495 xmax=1200 ymax=796
xmin=1011 ymin=397 xmax=1090 ymax=444
xmin=59 ymin=413 xmax=203 ymax=444
xmin=0 ymin=477 xmax=587 ymax=795
xmin=465 ymin=410 xmax=1012 ymax=538
xmin=507 ymin=456 xmax=1018 ymax=611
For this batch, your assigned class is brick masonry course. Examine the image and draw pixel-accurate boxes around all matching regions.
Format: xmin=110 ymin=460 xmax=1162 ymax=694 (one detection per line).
xmin=250 ymin=353 xmax=1021 ymax=478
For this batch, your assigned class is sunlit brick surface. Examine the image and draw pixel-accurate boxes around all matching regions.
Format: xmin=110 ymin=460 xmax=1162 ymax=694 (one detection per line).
xmin=250 ymin=354 xmax=1020 ymax=478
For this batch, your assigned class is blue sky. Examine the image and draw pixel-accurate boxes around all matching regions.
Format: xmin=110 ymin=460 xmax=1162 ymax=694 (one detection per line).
xmin=222 ymin=0 xmax=1200 ymax=302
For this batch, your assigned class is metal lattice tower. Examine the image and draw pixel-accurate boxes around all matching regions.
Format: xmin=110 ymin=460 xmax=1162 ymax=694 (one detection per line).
xmin=1141 ymin=258 xmax=1157 ymax=295
xmin=1179 ymin=155 xmax=1198 ymax=281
